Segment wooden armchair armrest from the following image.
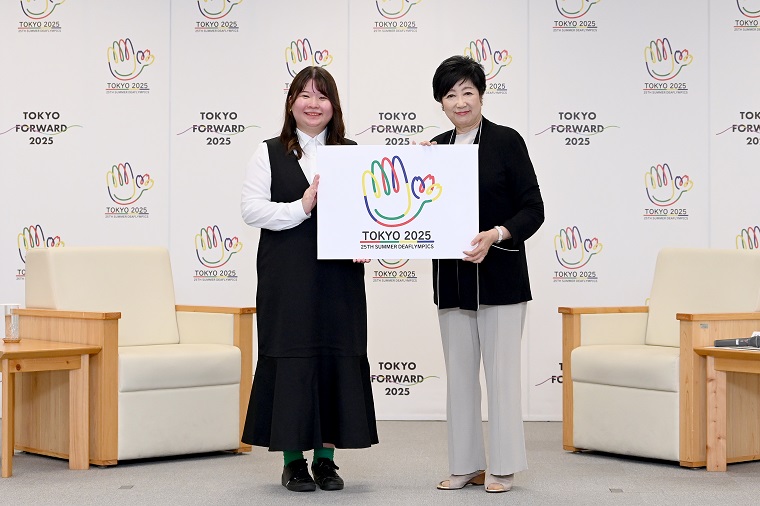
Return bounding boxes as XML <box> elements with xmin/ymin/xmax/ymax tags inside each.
<box><xmin>559</xmin><ymin>306</ymin><xmax>649</xmax><ymax>315</ymax></box>
<box><xmin>677</xmin><ymin>312</ymin><xmax>760</xmax><ymax>321</ymax></box>
<box><xmin>176</xmin><ymin>305</ymin><xmax>255</xmax><ymax>315</ymax></box>
<box><xmin>15</xmin><ymin>308</ymin><xmax>121</xmax><ymax>320</ymax></box>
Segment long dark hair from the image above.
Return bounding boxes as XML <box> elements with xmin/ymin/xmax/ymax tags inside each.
<box><xmin>280</xmin><ymin>66</ymin><xmax>346</xmax><ymax>159</ymax></box>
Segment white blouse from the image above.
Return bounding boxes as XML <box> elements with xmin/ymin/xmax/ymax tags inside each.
<box><xmin>240</xmin><ymin>129</ymin><xmax>326</xmax><ymax>231</ymax></box>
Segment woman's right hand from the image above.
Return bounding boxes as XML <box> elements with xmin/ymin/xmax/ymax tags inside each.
<box><xmin>412</xmin><ymin>140</ymin><xmax>437</xmax><ymax>146</ymax></box>
<box><xmin>302</xmin><ymin>174</ymin><xmax>320</xmax><ymax>214</ymax></box>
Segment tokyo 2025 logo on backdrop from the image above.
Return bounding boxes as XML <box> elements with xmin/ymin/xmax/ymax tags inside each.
<box><xmin>738</xmin><ymin>0</ymin><xmax>760</xmax><ymax>18</ymax></box>
<box><xmin>108</xmin><ymin>38</ymin><xmax>155</xmax><ymax>81</ymax></box>
<box><xmin>106</xmin><ymin>37</ymin><xmax>155</xmax><ymax>94</ymax></box>
<box><xmin>104</xmin><ymin>162</ymin><xmax>154</xmax><ymax>219</ymax></box>
<box><xmin>644</xmin><ymin>37</ymin><xmax>692</xmax><ymax>81</ymax></box>
<box><xmin>285</xmin><ymin>38</ymin><xmax>332</xmax><ymax>79</ymax></box>
<box><xmin>736</xmin><ymin>1</ymin><xmax>760</xmax><ymax>30</ymax></box>
<box><xmin>372</xmin><ymin>259</ymin><xmax>416</xmax><ymax>282</ymax></box>
<box><xmin>643</xmin><ymin>163</ymin><xmax>693</xmax><ymax>220</ymax></box>
<box><xmin>16</xmin><ymin>224</ymin><xmax>65</xmax><ymax>280</ymax></box>
<box><xmin>195</xmin><ymin>0</ymin><xmax>243</xmax><ymax>32</ymax></box>
<box><xmin>553</xmin><ymin>226</ymin><xmax>602</xmax><ymax>282</ymax></box>
<box><xmin>20</xmin><ymin>0</ymin><xmax>66</xmax><ymax>19</ymax></box>
<box><xmin>193</xmin><ymin>225</ymin><xmax>242</xmax><ymax>281</ymax></box>
<box><xmin>643</xmin><ymin>37</ymin><xmax>693</xmax><ymax>94</ymax></box>
<box><xmin>374</xmin><ymin>0</ymin><xmax>422</xmax><ymax>32</ymax></box>
<box><xmin>464</xmin><ymin>38</ymin><xmax>511</xmax><ymax>94</ymax></box>
<box><xmin>554</xmin><ymin>0</ymin><xmax>600</xmax><ymax>31</ymax></box>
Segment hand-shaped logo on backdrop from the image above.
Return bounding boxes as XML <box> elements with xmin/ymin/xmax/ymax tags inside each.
<box><xmin>644</xmin><ymin>163</ymin><xmax>693</xmax><ymax>207</ymax></box>
<box><xmin>554</xmin><ymin>226</ymin><xmax>602</xmax><ymax>270</ymax></box>
<box><xmin>17</xmin><ymin>224</ymin><xmax>64</xmax><ymax>264</ymax></box>
<box><xmin>555</xmin><ymin>0</ymin><xmax>602</xmax><ymax>19</ymax></box>
<box><xmin>375</xmin><ymin>0</ymin><xmax>423</xmax><ymax>19</ymax></box>
<box><xmin>362</xmin><ymin>156</ymin><xmax>442</xmax><ymax>227</ymax></box>
<box><xmin>285</xmin><ymin>38</ymin><xmax>332</xmax><ymax>78</ymax></box>
<box><xmin>107</xmin><ymin>162</ymin><xmax>154</xmax><ymax>206</ymax></box>
<box><xmin>197</xmin><ymin>0</ymin><xmax>243</xmax><ymax>19</ymax></box>
<box><xmin>736</xmin><ymin>226</ymin><xmax>760</xmax><ymax>250</ymax></box>
<box><xmin>464</xmin><ymin>39</ymin><xmax>512</xmax><ymax>81</ymax></box>
<box><xmin>20</xmin><ymin>0</ymin><xmax>67</xmax><ymax>19</ymax></box>
<box><xmin>644</xmin><ymin>38</ymin><xmax>693</xmax><ymax>81</ymax></box>
<box><xmin>107</xmin><ymin>38</ymin><xmax>155</xmax><ymax>81</ymax></box>
<box><xmin>195</xmin><ymin>225</ymin><xmax>243</xmax><ymax>269</ymax></box>
<box><xmin>737</xmin><ymin>0</ymin><xmax>760</xmax><ymax>18</ymax></box>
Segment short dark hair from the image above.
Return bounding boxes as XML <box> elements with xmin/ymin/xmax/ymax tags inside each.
<box><xmin>280</xmin><ymin>66</ymin><xmax>347</xmax><ymax>158</ymax></box>
<box><xmin>432</xmin><ymin>55</ymin><xmax>486</xmax><ymax>103</ymax></box>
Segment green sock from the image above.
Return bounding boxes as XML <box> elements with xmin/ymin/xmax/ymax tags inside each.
<box><xmin>283</xmin><ymin>450</ymin><xmax>304</xmax><ymax>466</ymax></box>
<box><xmin>314</xmin><ymin>447</ymin><xmax>335</xmax><ymax>462</ymax></box>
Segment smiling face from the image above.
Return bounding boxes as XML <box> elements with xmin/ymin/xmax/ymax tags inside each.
<box><xmin>441</xmin><ymin>79</ymin><xmax>483</xmax><ymax>134</ymax></box>
<box><xmin>291</xmin><ymin>78</ymin><xmax>334</xmax><ymax>137</ymax></box>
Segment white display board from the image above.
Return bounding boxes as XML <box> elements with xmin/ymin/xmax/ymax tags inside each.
<box><xmin>317</xmin><ymin>145</ymin><xmax>478</xmax><ymax>259</ymax></box>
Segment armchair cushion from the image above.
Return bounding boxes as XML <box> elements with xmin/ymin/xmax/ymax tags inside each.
<box><xmin>645</xmin><ymin>248</ymin><xmax>760</xmax><ymax>347</ymax></box>
<box><xmin>571</xmin><ymin>344</ymin><xmax>679</xmax><ymax>392</ymax></box>
<box><xmin>119</xmin><ymin>344</ymin><xmax>241</xmax><ymax>392</ymax></box>
<box><xmin>25</xmin><ymin>247</ymin><xmax>180</xmax><ymax>346</ymax></box>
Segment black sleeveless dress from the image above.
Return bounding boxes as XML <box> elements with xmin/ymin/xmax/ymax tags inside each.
<box><xmin>241</xmin><ymin>137</ymin><xmax>378</xmax><ymax>451</ymax></box>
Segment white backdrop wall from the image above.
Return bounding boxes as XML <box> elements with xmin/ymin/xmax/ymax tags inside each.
<box><xmin>2</xmin><ymin>0</ymin><xmax>759</xmax><ymax>421</ymax></box>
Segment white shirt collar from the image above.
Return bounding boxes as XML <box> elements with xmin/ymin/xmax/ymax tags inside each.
<box><xmin>296</xmin><ymin>128</ymin><xmax>327</xmax><ymax>148</ymax></box>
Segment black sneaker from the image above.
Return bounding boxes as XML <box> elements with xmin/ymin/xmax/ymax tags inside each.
<box><xmin>311</xmin><ymin>458</ymin><xmax>344</xmax><ymax>491</ymax></box>
<box><xmin>281</xmin><ymin>458</ymin><xmax>316</xmax><ymax>492</ymax></box>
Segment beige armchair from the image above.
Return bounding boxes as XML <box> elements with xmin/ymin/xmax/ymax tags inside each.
<box><xmin>15</xmin><ymin>247</ymin><xmax>254</xmax><ymax>465</ymax></box>
<box><xmin>560</xmin><ymin>248</ymin><xmax>760</xmax><ymax>467</ymax></box>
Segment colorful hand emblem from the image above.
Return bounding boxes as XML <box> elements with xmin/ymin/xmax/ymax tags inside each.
<box><xmin>644</xmin><ymin>37</ymin><xmax>693</xmax><ymax>81</ymax></box>
<box><xmin>362</xmin><ymin>156</ymin><xmax>442</xmax><ymax>227</ymax></box>
<box><xmin>107</xmin><ymin>162</ymin><xmax>154</xmax><ymax>206</ymax></box>
<box><xmin>644</xmin><ymin>163</ymin><xmax>693</xmax><ymax>207</ymax></box>
<box><xmin>195</xmin><ymin>225</ymin><xmax>243</xmax><ymax>268</ymax></box>
<box><xmin>107</xmin><ymin>38</ymin><xmax>155</xmax><ymax>81</ymax></box>
<box><xmin>464</xmin><ymin>39</ymin><xmax>512</xmax><ymax>81</ymax></box>
<box><xmin>17</xmin><ymin>224</ymin><xmax>64</xmax><ymax>264</ymax></box>
<box><xmin>285</xmin><ymin>38</ymin><xmax>332</xmax><ymax>78</ymax></box>
<box><xmin>554</xmin><ymin>226</ymin><xmax>602</xmax><ymax>270</ymax></box>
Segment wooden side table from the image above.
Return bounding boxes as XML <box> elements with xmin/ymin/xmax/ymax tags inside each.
<box><xmin>694</xmin><ymin>346</ymin><xmax>760</xmax><ymax>472</ymax></box>
<box><xmin>1</xmin><ymin>339</ymin><xmax>101</xmax><ymax>477</ymax></box>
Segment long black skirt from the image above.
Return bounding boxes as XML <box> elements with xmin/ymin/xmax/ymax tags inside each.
<box><xmin>242</xmin><ymin>354</ymin><xmax>378</xmax><ymax>451</ymax></box>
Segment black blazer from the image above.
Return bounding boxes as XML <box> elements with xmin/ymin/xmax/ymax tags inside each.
<box><xmin>430</xmin><ymin>117</ymin><xmax>544</xmax><ymax>310</ymax></box>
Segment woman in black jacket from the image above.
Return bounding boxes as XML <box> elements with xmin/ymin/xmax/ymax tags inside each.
<box><xmin>428</xmin><ymin>55</ymin><xmax>544</xmax><ymax>493</ymax></box>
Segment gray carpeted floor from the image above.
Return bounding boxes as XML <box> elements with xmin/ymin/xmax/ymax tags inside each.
<box><xmin>1</xmin><ymin>421</ymin><xmax>759</xmax><ymax>505</ymax></box>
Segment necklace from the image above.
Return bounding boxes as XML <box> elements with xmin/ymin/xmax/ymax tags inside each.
<box><xmin>448</xmin><ymin>119</ymin><xmax>482</xmax><ymax>145</ymax></box>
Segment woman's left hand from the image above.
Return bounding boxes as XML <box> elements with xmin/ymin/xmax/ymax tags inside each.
<box><xmin>353</xmin><ymin>259</ymin><xmax>371</xmax><ymax>263</ymax></box>
<box><xmin>463</xmin><ymin>229</ymin><xmax>500</xmax><ymax>263</ymax></box>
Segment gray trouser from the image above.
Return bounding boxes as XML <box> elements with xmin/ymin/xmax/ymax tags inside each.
<box><xmin>438</xmin><ymin>303</ymin><xmax>527</xmax><ymax>476</ymax></box>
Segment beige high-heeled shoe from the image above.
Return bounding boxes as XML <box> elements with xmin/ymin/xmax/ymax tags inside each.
<box><xmin>485</xmin><ymin>473</ymin><xmax>513</xmax><ymax>493</ymax></box>
<box><xmin>436</xmin><ymin>470</ymin><xmax>486</xmax><ymax>490</ymax></box>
